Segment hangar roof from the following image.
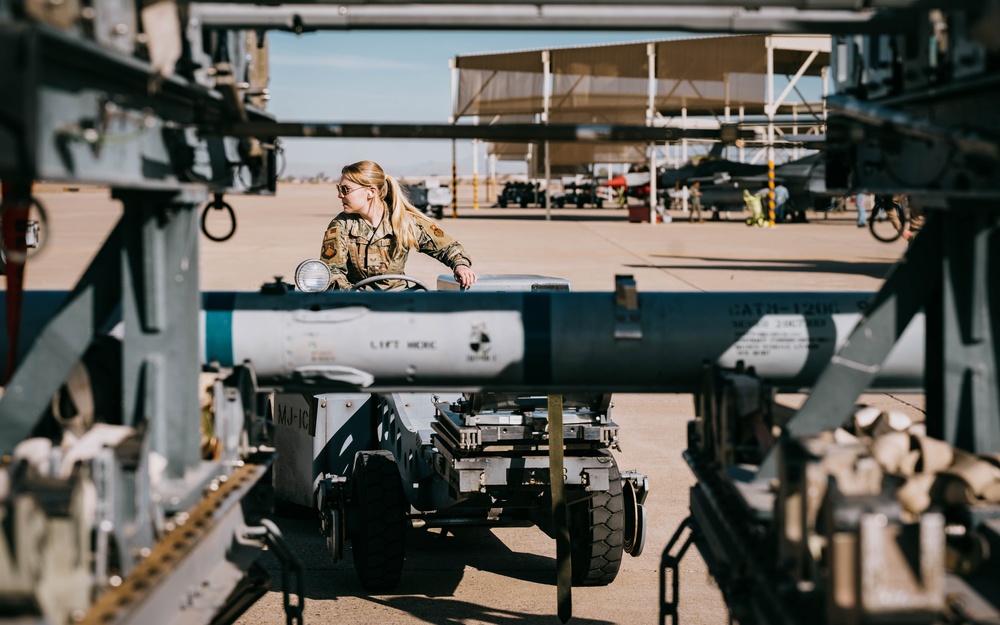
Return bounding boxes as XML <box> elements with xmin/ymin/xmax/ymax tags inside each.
<box><xmin>454</xmin><ymin>34</ymin><xmax>830</xmax><ymax>119</ymax></box>
<box><xmin>453</xmin><ymin>34</ymin><xmax>830</xmax><ymax>166</ymax></box>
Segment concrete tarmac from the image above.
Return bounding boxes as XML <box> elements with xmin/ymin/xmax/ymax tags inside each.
<box><xmin>14</xmin><ymin>184</ymin><xmax>922</xmax><ymax>625</ymax></box>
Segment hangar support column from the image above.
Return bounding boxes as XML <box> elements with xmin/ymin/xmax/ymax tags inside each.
<box><xmin>647</xmin><ymin>42</ymin><xmax>658</xmax><ymax>225</ymax></box>
<box><xmin>766</xmin><ymin>36</ymin><xmax>776</xmax><ymax>225</ymax></box>
<box><xmin>449</xmin><ymin>57</ymin><xmax>459</xmax><ymax>218</ymax></box>
<box><xmin>542</xmin><ymin>49</ymin><xmax>552</xmax><ymax>221</ymax></box>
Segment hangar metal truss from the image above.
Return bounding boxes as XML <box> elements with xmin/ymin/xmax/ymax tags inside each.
<box><xmin>451</xmin><ymin>34</ymin><xmax>830</xmax><ymax>208</ymax></box>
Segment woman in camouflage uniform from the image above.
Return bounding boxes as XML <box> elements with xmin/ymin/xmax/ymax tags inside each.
<box><xmin>320</xmin><ymin>160</ymin><xmax>477</xmax><ymax>291</ymax></box>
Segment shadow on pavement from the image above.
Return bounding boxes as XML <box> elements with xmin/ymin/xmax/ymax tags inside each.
<box><xmin>361</xmin><ymin>594</ymin><xmax>615</xmax><ymax>625</ymax></box>
<box><xmin>630</xmin><ymin>256</ymin><xmax>896</xmax><ymax>280</ymax></box>
<box><xmin>440</xmin><ymin>209</ymin><xmax>864</xmax><ymax>226</ymax></box>
<box><xmin>258</xmin><ymin>515</ymin><xmax>559</xmax><ymax>601</ymax></box>
<box><xmin>400</xmin><ymin>525</ymin><xmax>557</xmax><ymax>593</ymax></box>
<box><xmin>446</xmin><ymin>211</ymin><xmax>626</xmax><ymax>222</ymax></box>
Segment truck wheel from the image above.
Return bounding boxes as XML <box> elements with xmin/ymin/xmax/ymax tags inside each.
<box><xmin>570</xmin><ymin>457</ymin><xmax>624</xmax><ymax>586</ymax></box>
<box><xmin>350</xmin><ymin>450</ymin><xmax>406</xmax><ymax>591</ymax></box>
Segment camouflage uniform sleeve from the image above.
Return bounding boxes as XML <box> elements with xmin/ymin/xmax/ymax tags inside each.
<box><xmin>320</xmin><ymin>218</ymin><xmax>352</xmax><ymax>290</ymax></box>
<box><xmin>415</xmin><ymin>218</ymin><xmax>472</xmax><ymax>269</ymax></box>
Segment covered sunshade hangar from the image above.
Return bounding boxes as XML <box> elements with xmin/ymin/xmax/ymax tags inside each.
<box><xmin>450</xmin><ymin>34</ymin><xmax>830</xmax><ymax>219</ymax></box>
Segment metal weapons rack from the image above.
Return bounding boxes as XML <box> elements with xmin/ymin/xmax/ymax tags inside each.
<box><xmin>1</xmin><ymin>0</ymin><xmax>997</xmax><ymax>623</ymax></box>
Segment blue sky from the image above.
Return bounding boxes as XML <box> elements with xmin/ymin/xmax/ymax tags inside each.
<box><xmin>267</xmin><ymin>30</ymin><xmax>674</xmax><ymax>178</ymax></box>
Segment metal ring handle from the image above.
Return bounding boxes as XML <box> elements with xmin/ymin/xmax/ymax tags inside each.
<box><xmin>201</xmin><ymin>196</ymin><xmax>237</xmax><ymax>242</ymax></box>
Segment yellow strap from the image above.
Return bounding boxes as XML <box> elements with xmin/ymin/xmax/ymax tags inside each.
<box><xmin>548</xmin><ymin>393</ymin><xmax>572</xmax><ymax>623</ymax></box>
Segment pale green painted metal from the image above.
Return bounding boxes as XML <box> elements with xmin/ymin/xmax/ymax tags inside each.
<box><xmin>0</xmin><ymin>223</ymin><xmax>122</xmax><ymax>454</ymax></box>
<box><xmin>116</xmin><ymin>188</ymin><xmax>206</xmax><ymax>479</ymax></box>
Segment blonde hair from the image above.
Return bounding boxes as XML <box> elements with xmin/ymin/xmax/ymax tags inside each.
<box><xmin>341</xmin><ymin>160</ymin><xmax>429</xmax><ymax>249</ymax></box>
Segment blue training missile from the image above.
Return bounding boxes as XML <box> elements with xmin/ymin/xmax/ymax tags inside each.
<box><xmin>9</xmin><ymin>290</ymin><xmax>924</xmax><ymax>393</ymax></box>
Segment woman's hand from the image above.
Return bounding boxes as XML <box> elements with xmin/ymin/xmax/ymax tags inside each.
<box><xmin>454</xmin><ymin>264</ymin><xmax>477</xmax><ymax>289</ymax></box>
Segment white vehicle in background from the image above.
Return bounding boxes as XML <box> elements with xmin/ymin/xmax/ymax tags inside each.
<box><xmin>401</xmin><ymin>179</ymin><xmax>451</xmax><ymax>219</ymax></box>
<box><xmin>424</xmin><ymin>180</ymin><xmax>451</xmax><ymax>219</ymax></box>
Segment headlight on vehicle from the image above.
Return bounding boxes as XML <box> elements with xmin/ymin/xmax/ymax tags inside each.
<box><xmin>295</xmin><ymin>259</ymin><xmax>332</xmax><ymax>292</ymax></box>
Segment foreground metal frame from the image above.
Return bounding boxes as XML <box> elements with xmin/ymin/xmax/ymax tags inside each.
<box><xmin>189</xmin><ymin>3</ymin><xmax>891</xmax><ymax>33</ymax></box>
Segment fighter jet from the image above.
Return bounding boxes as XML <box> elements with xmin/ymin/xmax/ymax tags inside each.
<box><xmin>657</xmin><ymin>143</ymin><xmax>769</xmax><ymax>190</ymax></box>
<box><xmin>691</xmin><ymin>152</ymin><xmax>835</xmax><ymax>220</ymax></box>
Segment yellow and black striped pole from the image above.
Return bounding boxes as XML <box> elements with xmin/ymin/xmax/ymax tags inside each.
<box><xmin>767</xmin><ymin>158</ymin><xmax>776</xmax><ymax>226</ymax></box>
<box><xmin>486</xmin><ymin>156</ymin><xmax>493</xmax><ymax>202</ymax></box>
<box><xmin>472</xmin><ymin>140</ymin><xmax>479</xmax><ymax>211</ymax></box>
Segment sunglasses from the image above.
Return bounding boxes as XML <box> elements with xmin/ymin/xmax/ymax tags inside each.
<box><xmin>337</xmin><ymin>184</ymin><xmax>368</xmax><ymax>197</ymax></box>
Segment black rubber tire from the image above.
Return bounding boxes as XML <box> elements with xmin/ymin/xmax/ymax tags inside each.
<box><xmin>869</xmin><ymin>201</ymin><xmax>906</xmax><ymax>243</ymax></box>
<box><xmin>569</xmin><ymin>456</ymin><xmax>624</xmax><ymax>586</ymax></box>
<box><xmin>350</xmin><ymin>451</ymin><xmax>407</xmax><ymax>591</ymax></box>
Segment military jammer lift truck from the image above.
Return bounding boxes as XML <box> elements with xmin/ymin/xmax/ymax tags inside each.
<box><xmin>270</xmin><ymin>272</ymin><xmax>649</xmax><ymax>590</ymax></box>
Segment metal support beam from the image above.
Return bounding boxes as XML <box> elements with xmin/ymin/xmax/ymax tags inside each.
<box><xmin>647</xmin><ymin>42</ymin><xmax>658</xmax><ymax>225</ymax></box>
<box><xmin>780</xmin><ymin>208</ymin><xmax>998</xmax><ymax>456</ymax></box>
<box><xmin>771</xmin><ymin>49</ymin><xmax>820</xmax><ymax>114</ymax></box>
<box><xmin>0</xmin><ymin>24</ymin><xmax>275</xmax><ymax>188</ymax></box>
<box><xmin>0</xmin><ymin>222</ymin><xmax>123</xmax><ymax>454</ymax></box>
<box><xmin>926</xmin><ymin>207</ymin><xmax>1000</xmax><ymax>454</ymax></box>
<box><xmin>785</xmin><ymin>217</ymin><xmax>941</xmax><ymax>439</ymax></box>
<box><xmin>188</xmin><ymin>3</ymin><xmax>899</xmax><ymax>34</ymax></box>
<box><xmin>116</xmin><ymin>188</ymin><xmax>205</xmax><ymax>478</ymax></box>
<box><xmin>214</xmin><ymin>120</ymin><xmax>749</xmax><ymax>144</ymax></box>
<box><xmin>542</xmin><ymin>50</ymin><xmax>552</xmax><ymax>221</ymax></box>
